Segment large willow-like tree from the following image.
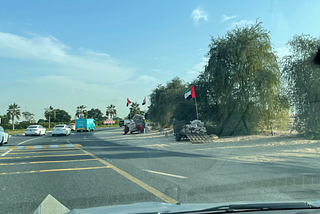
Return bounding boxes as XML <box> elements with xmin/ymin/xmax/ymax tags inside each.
<box><xmin>196</xmin><ymin>21</ymin><xmax>289</xmax><ymax>135</ymax></box>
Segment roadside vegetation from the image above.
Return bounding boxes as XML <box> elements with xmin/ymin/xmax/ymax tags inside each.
<box><xmin>0</xmin><ymin>103</ymin><xmax>124</xmax><ymax>132</ymax></box>
<box><xmin>148</xmin><ymin>21</ymin><xmax>320</xmax><ymax>138</ymax></box>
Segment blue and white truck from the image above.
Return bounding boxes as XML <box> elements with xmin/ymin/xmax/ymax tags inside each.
<box><xmin>75</xmin><ymin>118</ymin><xmax>96</xmax><ymax>132</ymax></box>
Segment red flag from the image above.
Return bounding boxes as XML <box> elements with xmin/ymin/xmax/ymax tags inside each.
<box><xmin>142</xmin><ymin>97</ymin><xmax>146</xmax><ymax>105</ymax></box>
<box><xmin>126</xmin><ymin>98</ymin><xmax>131</xmax><ymax>107</ymax></box>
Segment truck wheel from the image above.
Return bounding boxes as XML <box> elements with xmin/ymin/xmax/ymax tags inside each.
<box><xmin>130</xmin><ymin>131</ymin><xmax>133</xmax><ymax>134</ymax></box>
<box><xmin>0</xmin><ymin>137</ymin><xmax>3</xmax><ymax>146</ymax></box>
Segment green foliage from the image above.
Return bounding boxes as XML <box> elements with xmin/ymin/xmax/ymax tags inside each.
<box><xmin>37</xmin><ymin>119</ymin><xmax>47</xmax><ymax>123</ymax></box>
<box><xmin>282</xmin><ymin>34</ymin><xmax>320</xmax><ymax>138</ymax></box>
<box><xmin>44</xmin><ymin>106</ymin><xmax>56</xmax><ymax>128</ymax></box>
<box><xmin>195</xmin><ymin>21</ymin><xmax>289</xmax><ymax>135</ymax></box>
<box><xmin>149</xmin><ymin>77</ymin><xmax>187</xmax><ymax>127</ymax></box>
<box><xmin>22</xmin><ymin>111</ymin><xmax>35</xmax><ymax>123</ymax></box>
<box><xmin>106</xmin><ymin>104</ymin><xmax>117</xmax><ymax>119</ymax></box>
<box><xmin>0</xmin><ymin>114</ymin><xmax>10</xmax><ymax>124</ymax></box>
<box><xmin>7</xmin><ymin>103</ymin><xmax>21</xmax><ymax>130</ymax></box>
<box><xmin>172</xmin><ymin>100</ymin><xmax>196</xmax><ymax>122</ymax></box>
<box><xmin>75</xmin><ymin>105</ymin><xmax>88</xmax><ymax>118</ymax></box>
<box><xmin>51</xmin><ymin>109</ymin><xmax>71</xmax><ymax>122</ymax></box>
<box><xmin>88</xmin><ymin>108</ymin><xmax>103</xmax><ymax>121</ymax></box>
<box><xmin>127</xmin><ymin>102</ymin><xmax>140</xmax><ymax>119</ymax></box>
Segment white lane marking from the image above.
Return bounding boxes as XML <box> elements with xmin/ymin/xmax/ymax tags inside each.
<box><xmin>142</xmin><ymin>169</ymin><xmax>188</xmax><ymax>179</ymax></box>
<box><xmin>0</xmin><ymin>147</ymin><xmax>9</xmax><ymax>150</ymax></box>
<box><xmin>50</xmin><ymin>145</ymin><xmax>59</xmax><ymax>148</ymax></box>
<box><xmin>17</xmin><ymin>146</ymin><xmax>25</xmax><ymax>149</ymax></box>
<box><xmin>34</xmin><ymin>145</ymin><xmax>42</xmax><ymax>149</ymax></box>
<box><xmin>1</xmin><ymin>149</ymin><xmax>12</xmax><ymax>156</ymax></box>
<box><xmin>18</xmin><ymin>137</ymin><xmax>42</xmax><ymax>145</ymax></box>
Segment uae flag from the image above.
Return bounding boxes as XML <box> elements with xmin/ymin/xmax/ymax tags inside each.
<box><xmin>184</xmin><ymin>85</ymin><xmax>196</xmax><ymax>100</ymax></box>
<box><xmin>126</xmin><ymin>98</ymin><xmax>131</xmax><ymax>107</ymax></box>
<box><xmin>142</xmin><ymin>97</ymin><xmax>146</xmax><ymax>105</ymax></box>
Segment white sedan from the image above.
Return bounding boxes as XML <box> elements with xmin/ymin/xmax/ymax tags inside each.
<box><xmin>25</xmin><ymin>125</ymin><xmax>46</xmax><ymax>136</ymax></box>
<box><xmin>0</xmin><ymin>126</ymin><xmax>9</xmax><ymax>146</ymax></box>
<box><xmin>52</xmin><ymin>124</ymin><xmax>71</xmax><ymax>136</ymax></box>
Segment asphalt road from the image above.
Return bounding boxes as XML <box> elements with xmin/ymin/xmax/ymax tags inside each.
<box><xmin>1</xmin><ymin>128</ymin><xmax>320</xmax><ymax>213</ymax></box>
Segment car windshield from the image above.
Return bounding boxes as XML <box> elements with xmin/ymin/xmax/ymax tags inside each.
<box><xmin>1</xmin><ymin>0</ymin><xmax>320</xmax><ymax>213</ymax></box>
<box><xmin>28</xmin><ymin>126</ymin><xmax>38</xmax><ymax>128</ymax></box>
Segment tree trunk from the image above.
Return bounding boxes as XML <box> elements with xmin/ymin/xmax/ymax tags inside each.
<box><xmin>12</xmin><ymin>117</ymin><xmax>14</xmax><ymax>130</ymax></box>
<box><xmin>49</xmin><ymin>116</ymin><xmax>51</xmax><ymax>128</ymax></box>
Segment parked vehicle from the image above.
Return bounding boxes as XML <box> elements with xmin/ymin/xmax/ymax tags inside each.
<box><xmin>52</xmin><ymin>124</ymin><xmax>71</xmax><ymax>136</ymax></box>
<box><xmin>25</xmin><ymin>125</ymin><xmax>46</xmax><ymax>136</ymax></box>
<box><xmin>75</xmin><ymin>118</ymin><xmax>95</xmax><ymax>132</ymax></box>
<box><xmin>0</xmin><ymin>126</ymin><xmax>9</xmax><ymax>146</ymax></box>
<box><xmin>68</xmin><ymin>123</ymin><xmax>75</xmax><ymax>131</ymax></box>
<box><xmin>119</xmin><ymin>120</ymin><xmax>131</xmax><ymax>127</ymax></box>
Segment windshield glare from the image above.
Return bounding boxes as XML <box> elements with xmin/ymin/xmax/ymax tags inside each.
<box><xmin>1</xmin><ymin>0</ymin><xmax>320</xmax><ymax>213</ymax></box>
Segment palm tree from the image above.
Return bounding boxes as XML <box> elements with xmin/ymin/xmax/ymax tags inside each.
<box><xmin>7</xmin><ymin>103</ymin><xmax>21</xmax><ymax>130</ymax></box>
<box><xmin>106</xmin><ymin>104</ymin><xmax>117</xmax><ymax>120</ymax></box>
<box><xmin>76</xmin><ymin>105</ymin><xmax>88</xmax><ymax>118</ymax></box>
<box><xmin>130</xmin><ymin>102</ymin><xmax>140</xmax><ymax>116</ymax></box>
<box><xmin>44</xmin><ymin>106</ymin><xmax>56</xmax><ymax>128</ymax></box>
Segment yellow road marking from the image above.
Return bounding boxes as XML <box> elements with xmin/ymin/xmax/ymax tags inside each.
<box><xmin>59</xmin><ymin>144</ymin><xmax>67</xmax><ymax>148</ymax></box>
<box><xmin>7</xmin><ymin>146</ymin><xmax>18</xmax><ymax>149</ymax></box>
<box><xmin>0</xmin><ymin>166</ymin><xmax>109</xmax><ymax>175</ymax></box>
<box><xmin>0</xmin><ymin>153</ymin><xmax>88</xmax><ymax>159</ymax></box>
<box><xmin>0</xmin><ymin>159</ymin><xmax>97</xmax><ymax>166</ymax></box>
<box><xmin>25</xmin><ymin>146</ymin><xmax>34</xmax><ymax>149</ymax></box>
<box><xmin>67</xmin><ymin>139</ymin><xmax>178</xmax><ymax>204</ymax></box>
<box><xmin>13</xmin><ymin>148</ymin><xmax>81</xmax><ymax>152</ymax></box>
<box><xmin>9</xmin><ymin>150</ymin><xmax>84</xmax><ymax>155</ymax></box>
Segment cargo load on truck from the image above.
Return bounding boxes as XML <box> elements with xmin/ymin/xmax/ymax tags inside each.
<box><xmin>128</xmin><ymin>114</ymin><xmax>145</xmax><ymax>134</ymax></box>
<box><xmin>174</xmin><ymin>119</ymin><xmax>218</xmax><ymax>143</ymax></box>
<box><xmin>75</xmin><ymin>118</ymin><xmax>96</xmax><ymax>132</ymax></box>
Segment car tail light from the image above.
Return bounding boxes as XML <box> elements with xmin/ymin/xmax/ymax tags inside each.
<box><xmin>25</xmin><ymin>129</ymin><xmax>27</xmax><ymax>131</ymax></box>
<box><xmin>63</xmin><ymin>128</ymin><xmax>65</xmax><ymax>130</ymax></box>
<box><xmin>34</xmin><ymin>129</ymin><xmax>38</xmax><ymax>131</ymax></box>
<box><xmin>52</xmin><ymin>129</ymin><xmax>54</xmax><ymax>131</ymax></box>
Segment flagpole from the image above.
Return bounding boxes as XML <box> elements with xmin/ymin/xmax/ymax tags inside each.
<box><xmin>195</xmin><ymin>96</ymin><xmax>199</xmax><ymax>120</ymax></box>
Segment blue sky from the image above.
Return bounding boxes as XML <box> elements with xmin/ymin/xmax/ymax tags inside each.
<box><xmin>0</xmin><ymin>0</ymin><xmax>320</xmax><ymax>121</ymax></box>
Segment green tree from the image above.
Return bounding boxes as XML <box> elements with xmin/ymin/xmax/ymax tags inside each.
<box><xmin>106</xmin><ymin>104</ymin><xmax>117</xmax><ymax>119</ymax></box>
<box><xmin>7</xmin><ymin>103</ymin><xmax>21</xmax><ymax>130</ymax></box>
<box><xmin>128</xmin><ymin>102</ymin><xmax>140</xmax><ymax>119</ymax></box>
<box><xmin>22</xmin><ymin>111</ymin><xmax>35</xmax><ymax>123</ymax></box>
<box><xmin>0</xmin><ymin>114</ymin><xmax>10</xmax><ymax>124</ymax></box>
<box><xmin>88</xmin><ymin>108</ymin><xmax>103</xmax><ymax>121</ymax></box>
<box><xmin>76</xmin><ymin>105</ymin><xmax>88</xmax><ymax>118</ymax></box>
<box><xmin>37</xmin><ymin>119</ymin><xmax>47</xmax><ymax>123</ymax></box>
<box><xmin>51</xmin><ymin>109</ymin><xmax>71</xmax><ymax>122</ymax></box>
<box><xmin>149</xmin><ymin>77</ymin><xmax>186</xmax><ymax>127</ymax></box>
<box><xmin>44</xmin><ymin>106</ymin><xmax>56</xmax><ymax>128</ymax></box>
<box><xmin>172</xmin><ymin>100</ymin><xmax>197</xmax><ymax>122</ymax></box>
<box><xmin>282</xmin><ymin>34</ymin><xmax>320</xmax><ymax>138</ymax></box>
<box><xmin>196</xmin><ymin>21</ymin><xmax>289</xmax><ymax>135</ymax></box>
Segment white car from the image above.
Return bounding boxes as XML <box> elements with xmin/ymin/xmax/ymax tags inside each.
<box><xmin>0</xmin><ymin>126</ymin><xmax>9</xmax><ymax>146</ymax></box>
<box><xmin>25</xmin><ymin>125</ymin><xmax>46</xmax><ymax>136</ymax></box>
<box><xmin>52</xmin><ymin>124</ymin><xmax>71</xmax><ymax>136</ymax></box>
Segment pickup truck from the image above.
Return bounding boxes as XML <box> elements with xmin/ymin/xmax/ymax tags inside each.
<box><xmin>0</xmin><ymin>126</ymin><xmax>9</xmax><ymax>146</ymax></box>
<box><xmin>75</xmin><ymin>118</ymin><xmax>95</xmax><ymax>132</ymax></box>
